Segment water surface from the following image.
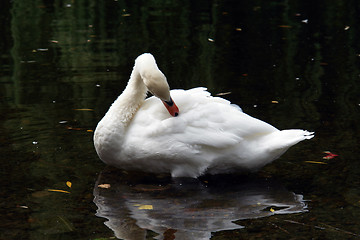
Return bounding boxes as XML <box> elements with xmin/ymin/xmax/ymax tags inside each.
<box><xmin>1</xmin><ymin>1</ymin><xmax>360</xmax><ymax>239</ymax></box>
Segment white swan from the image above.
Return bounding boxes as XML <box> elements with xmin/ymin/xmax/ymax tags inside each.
<box><xmin>94</xmin><ymin>53</ymin><xmax>314</xmax><ymax>178</ymax></box>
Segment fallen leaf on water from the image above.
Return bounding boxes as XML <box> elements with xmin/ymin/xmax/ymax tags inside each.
<box><xmin>47</xmin><ymin>189</ymin><xmax>71</xmax><ymax>194</ymax></box>
<box><xmin>323</xmin><ymin>151</ymin><xmax>338</xmax><ymax>159</ymax></box>
<box><xmin>271</xmin><ymin>100</ymin><xmax>279</xmax><ymax>104</ymax></box>
<box><xmin>270</xmin><ymin>208</ymin><xmax>275</xmax><ymax>212</ymax></box>
<box><xmin>66</xmin><ymin>181</ymin><xmax>72</xmax><ymax>188</ymax></box>
<box><xmin>305</xmin><ymin>161</ymin><xmax>327</xmax><ymax>164</ymax></box>
<box><xmin>98</xmin><ymin>184</ymin><xmax>111</xmax><ymax>189</ymax></box>
<box><xmin>134</xmin><ymin>204</ymin><xmax>153</xmax><ymax>210</ymax></box>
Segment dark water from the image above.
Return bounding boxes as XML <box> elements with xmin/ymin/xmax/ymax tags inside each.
<box><xmin>1</xmin><ymin>1</ymin><xmax>360</xmax><ymax>239</ymax></box>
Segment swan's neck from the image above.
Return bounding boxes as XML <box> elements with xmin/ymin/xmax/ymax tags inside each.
<box><xmin>107</xmin><ymin>66</ymin><xmax>148</xmax><ymax>126</ymax></box>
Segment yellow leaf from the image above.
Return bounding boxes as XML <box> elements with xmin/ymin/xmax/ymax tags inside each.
<box><xmin>66</xmin><ymin>181</ymin><xmax>72</xmax><ymax>188</ymax></box>
<box><xmin>305</xmin><ymin>161</ymin><xmax>327</xmax><ymax>165</ymax></box>
<box><xmin>134</xmin><ymin>204</ymin><xmax>153</xmax><ymax>210</ymax></box>
<box><xmin>47</xmin><ymin>189</ymin><xmax>70</xmax><ymax>194</ymax></box>
<box><xmin>271</xmin><ymin>100</ymin><xmax>279</xmax><ymax>104</ymax></box>
<box><xmin>270</xmin><ymin>208</ymin><xmax>275</xmax><ymax>212</ymax></box>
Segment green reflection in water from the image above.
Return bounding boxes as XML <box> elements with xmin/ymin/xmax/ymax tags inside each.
<box><xmin>1</xmin><ymin>0</ymin><xmax>360</xmax><ymax>239</ymax></box>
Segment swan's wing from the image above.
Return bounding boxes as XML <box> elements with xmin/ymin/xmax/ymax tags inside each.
<box><xmin>125</xmin><ymin>88</ymin><xmax>278</xmax><ymax>153</ymax></box>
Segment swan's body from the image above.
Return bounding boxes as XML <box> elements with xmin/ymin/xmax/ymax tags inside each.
<box><xmin>94</xmin><ymin>53</ymin><xmax>314</xmax><ymax>178</ymax></box>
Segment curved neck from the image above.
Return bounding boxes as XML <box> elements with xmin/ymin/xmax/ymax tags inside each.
<box><xmin>107</xmin><ymin>66</ymin><xmax>148</xmax><ymax>126</ymax></box>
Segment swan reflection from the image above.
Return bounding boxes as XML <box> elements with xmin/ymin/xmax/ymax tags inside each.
<box><xmin>93</xmin><ymin>168</ymin><xmax>307</xmax><ymax>240</ymax></box>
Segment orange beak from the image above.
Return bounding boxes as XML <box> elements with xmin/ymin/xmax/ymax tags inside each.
<box><xmin>162</xmin><ymin>97</ymin><xmax>179</xmax><ymax>117</ymax></box>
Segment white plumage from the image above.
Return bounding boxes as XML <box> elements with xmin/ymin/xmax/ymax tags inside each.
<box><xmin>94</xmin><ymin>53</ymin><xmax>314</xmax><ymax>177</ymax></box>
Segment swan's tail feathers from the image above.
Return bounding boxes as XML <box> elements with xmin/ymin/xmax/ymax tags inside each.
<box><xmin>264</xmin><ymin>130</ymin><xmax>314</xmax><ymax>152</ymax></box>
<box><xmin>303</xmin><ymin>131</ymin><xmax>315</xmax><ymax>140</ymax></box>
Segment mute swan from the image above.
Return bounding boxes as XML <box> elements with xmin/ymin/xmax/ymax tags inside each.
<box><xmin>94</xmin><ymin>53</ymin><xmax>314</xmax><ymax>178</ymax></box>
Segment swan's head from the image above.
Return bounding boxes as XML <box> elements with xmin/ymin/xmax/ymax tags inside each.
<box><xmin>135</xmin><ymin>53</ymin><xmax>179</xmax><ymax>117</ymax></box>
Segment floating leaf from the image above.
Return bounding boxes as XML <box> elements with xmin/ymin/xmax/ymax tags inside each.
<box><xmin>134</xmin><ymin>204</ymin><xmax>153</xmax><ymax>210</ymax></box>
<box><xmin>270</xmin><ymin>208</ymin><xmax>275</xmax><ymax>212</ymax></box>
<box><xmin>271</xmin><ymin>100</ymin><xmax>279</xmax><ymax>104</ymax></box>
<box><xmin>66</xmin><ymin>181</ymin><xmax>72</xmax><ymax>188</ymax></box>
<box><xmin>305</xmin><ymin>161</ymin><xmax>327</xmax><ymax>165</ymax></box>
<box><xmin>323</xmin><ymin>151</ymin><xmax>338</xmax><ymax>159</ymax></box>
<box><xmin>98</xmin><ymin>184</ymin><xmax>111</xmax><ymax>189</ymax></box>
<box><xmin>47</xmin><ymin>189</ymin><xmax>70</xmax><ymax>194</ymax></box>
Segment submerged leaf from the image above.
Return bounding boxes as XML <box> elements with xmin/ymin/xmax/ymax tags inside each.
<box><xmin>73</xmin><ymin>109</ymin><xmax>94</xmax><ymax>111</ymax></box>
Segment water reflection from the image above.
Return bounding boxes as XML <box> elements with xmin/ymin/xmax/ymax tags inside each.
<box><xmin>94</xmin><ymin>168</ymin><xmax>307</xmax><ymax>240</ymax></box>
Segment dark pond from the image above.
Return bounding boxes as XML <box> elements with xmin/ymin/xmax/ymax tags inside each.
<box><xmin>1</xmin><ymin>1</ymin><xmax>360</xmax><ymax>239</ymax></box>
